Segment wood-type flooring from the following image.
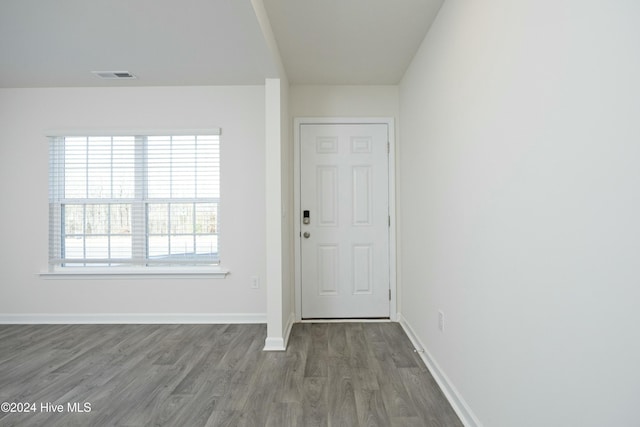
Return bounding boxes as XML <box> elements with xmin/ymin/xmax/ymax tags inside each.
<box><xmin>0</xmin><ymin>322</ymin><xmax>462</xmax><ymax>426</ymax></box>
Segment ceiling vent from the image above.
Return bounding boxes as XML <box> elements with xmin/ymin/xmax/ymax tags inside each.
<box><xmin>92</xmin><ymin>71</ymin><xmax>137</xmax><ymax>80</ymax></box>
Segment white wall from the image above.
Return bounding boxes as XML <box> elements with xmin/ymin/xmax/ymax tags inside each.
<box><xmin>264</xmin><ymin>78</ymin><xmax>286</xmax><ymax>349</ymax></box>
<box><xmin>399</xmin><ymin>1</ymin><xmax>640</xmax><ymax>426</ymax></box>
<box><xmin>280</xmin><ymin>81</ymin><xmax>294</xmax><ymax>337</ymax></box>
<box><xmin>252</xmin><ymin>0</ymin><xmax>294</xmax><ymax>348</ymax></box>
<box><xmin>0</xmin><ymin>86</ymin><xmax>267</xmax><ymax>319</ymax></box>
<box><xmin>263</xmin><ymin>77</ymin><xmax>294</xmax><ymax>350</ymax></box>
<box><xmin>290</xmin><ymin>85</ymin><xmax>398</xmax><ymax>118</ymax></box>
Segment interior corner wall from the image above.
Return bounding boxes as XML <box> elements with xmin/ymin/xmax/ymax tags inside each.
<box><xmin>264</xmin><ymin>77</ymin><xmax>292</xmax><ymax>350</ymax></box>
<box><xmin>253</xmin><ymin>0</ymin><xmax>293</xmax><ymax>347</ymax></box>
<box><xmin>264</xmin><ymin>76</ymin><xmax>293</xmax><ymax>350</ymax></box>
<box><xmin>0</xmin><ymin>86</ymin><xmax>267</xmax><ymax>319</ymax></box>
<box><xmin>399</xmin><ymin>1</ymin><xmax>640</xmax><ymax>426</ymax></box>
<box><xmin>280</xmin><ymin>80</ymin><xmax>294</xmax><ymax>333</ymax></box>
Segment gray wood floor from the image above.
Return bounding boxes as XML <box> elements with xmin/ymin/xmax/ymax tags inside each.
<box><xmin>0</xmin><ymin>322</ymin><xmax>462</xmax><ymax>427</ymax></box>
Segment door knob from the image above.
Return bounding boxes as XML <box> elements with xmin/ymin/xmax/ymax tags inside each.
<box><xmin>303</xmin><ymin>232</ymin><xmax>311</xmax><ymax>239</ymax></box>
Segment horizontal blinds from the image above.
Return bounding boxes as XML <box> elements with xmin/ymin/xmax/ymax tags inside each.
<box><xmin>49</xmin><ymin>133</ymin><xmax>220</xmax><ymax>268</ymax></box>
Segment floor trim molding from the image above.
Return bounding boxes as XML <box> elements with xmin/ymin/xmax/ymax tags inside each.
<box><xmin>263</xmin><ymin>337</ymin><xmax>286</xmax><ymax>351</ymax></box>
<box><xmin>399</xmin><ymin>314</ymin><xmax>482</xmax><ymax>427</ymax></box>
<box><xmin>0</xmin><ymin>313</ymin><xmax>267</xmax><ymax>324</ymax></box>
<box><xmin>283</xmin><ymin>311</ymin><xmax>295</xmax><ymax>348</ymax></box>
<box><xmin>263</xmin><ymin>312</ymin><xmax>295</xmax><ymax>351</ymax></box>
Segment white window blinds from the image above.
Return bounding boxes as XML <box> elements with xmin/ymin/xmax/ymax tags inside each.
<box><xmin>48</xmin><ymin>132</ymin><xmax>220</xmax><ymax>269</ymax></box>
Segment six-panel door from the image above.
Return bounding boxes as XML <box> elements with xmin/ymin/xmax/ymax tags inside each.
<box><xmin>300</xmin><ymin>123</ymin><xmax>390</xmax><ymax>318</ymax></box>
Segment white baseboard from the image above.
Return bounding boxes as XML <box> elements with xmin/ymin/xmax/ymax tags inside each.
<box><xmin>283</xmin><ymin>311</ymin><xmax>295</xmax><ymax>348</ymax></box>
<box><xmin>399</xmin><ymin>314</ymin><xmax>482</xmax><ymax>427</ymax></box>
<box><xmin>0</xmin><ymin>313</ymin><xmax>267</xmax><ymax>325</ymax></box>
<box><xmin>263</xmin><ymin>336</ymin><xmax>286</xmax><ymax>351</ymax></box>
<box><xmin>263</xmin><ymin>312</ymin><xmax>295</xmax><ymax>351</ymax></box>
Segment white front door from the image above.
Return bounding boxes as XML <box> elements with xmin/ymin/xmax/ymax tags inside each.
<box><xmin>300</xmin><ymin>123</ymin><xmax>390</xmax><ymax>318</ymax></box>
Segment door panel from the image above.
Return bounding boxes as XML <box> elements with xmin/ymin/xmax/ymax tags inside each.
<box><xmin>300</xmin><ymin>123</ymin><xmax>390</xmax><ymax>319</ymax></box>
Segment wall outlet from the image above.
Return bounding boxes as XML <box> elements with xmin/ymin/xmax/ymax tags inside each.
<box><xmin>250</xmin><ymin>276</ymin><xmax>260</xmax><ymax>289</ymax></box>
<box><xmin>438</xmin><ymin>310</ymin><xmax>445</xmax><ymax>332</ymax></box>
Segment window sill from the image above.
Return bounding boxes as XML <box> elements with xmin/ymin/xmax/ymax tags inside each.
<box><xmin>39</xmin><ymin>266</ymin><xmax>230</xmax><ymax>280</ymax></box>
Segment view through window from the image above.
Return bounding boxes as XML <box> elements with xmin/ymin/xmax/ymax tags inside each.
<box><xmin>48</xmin><ymin>133</ymin><xmax>220</xmax><ymax>269</ymax></box>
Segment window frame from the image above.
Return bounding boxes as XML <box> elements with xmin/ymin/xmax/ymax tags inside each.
<box><xmin>44</xmin><ymin>130</ymin><xmax>228</xmax><ymax>278</ymax></box>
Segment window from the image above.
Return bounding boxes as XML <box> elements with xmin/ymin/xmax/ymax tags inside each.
<box><xmin>48</xmin><ymin>132</ymin><xmax>220</xmax><ymax>271</ymax></box>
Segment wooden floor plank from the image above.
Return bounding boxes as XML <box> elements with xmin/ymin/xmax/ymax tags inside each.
<box><xmin>303</xmin><ymin>323</ymin><xmax>329</xmax><ymax>378</ymax></box>
<box><xmin>301</xmin><ymin>377</ymin><xmax>328</xmax><ymax>427</ymax></box>
<box><xmin>399</xmin><ymin>367</ymin><xmax>464</xmax><ymax>427</ymax></box>
<box><xmin>0</xmin><ymin>322</ymin><xmax>462</xmax><ymax>426</ymax></box>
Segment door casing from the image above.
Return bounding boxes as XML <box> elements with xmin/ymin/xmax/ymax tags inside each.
<box><xmin>293</xmin><ymin>117</ymin><xmax>397</xmax><ymax>321</ymax></box>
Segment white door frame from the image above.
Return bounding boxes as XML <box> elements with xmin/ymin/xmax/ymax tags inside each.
<box><xmin>293</xmin><ymin>117</ymin><xmax>397</xmax><ymax>321</ymax></box>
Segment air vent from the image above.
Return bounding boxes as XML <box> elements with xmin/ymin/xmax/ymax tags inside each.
<box><xmin>92</xmin><ymin>71</ymin><xmax>137</xmax><ymax>80</ymax></box>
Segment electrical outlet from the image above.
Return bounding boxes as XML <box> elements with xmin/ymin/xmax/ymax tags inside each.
<box><xmin>438</xmin><ymin>310</ymin><xmax>445</xmax><ymax>332</ymax></box>
<box><xmin>250</xmin><ymin>276</ymin><xmax>260</xmax><ymax>289</ymax></box>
